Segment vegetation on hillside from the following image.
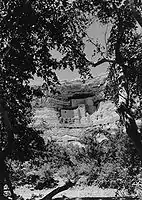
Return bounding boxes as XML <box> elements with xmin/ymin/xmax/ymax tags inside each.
<box><xmin>9</xmin><ymin>126</ymin><xmax>142</xmax><ymax>198</ymax></box>
<box><xmin>0</xmin><ymin>0</ymin><xmax>142</xmax><ymax>199</ymax></box>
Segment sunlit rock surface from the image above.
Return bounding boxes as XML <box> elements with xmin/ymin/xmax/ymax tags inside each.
<box><xmin>32</xmin><ymin>73</ymin><xmax>121</xmax><ymax>145</ymax></box>
<box><xmin>90</xmin><ymin>101</ymin><xmax>119</xmax><ymax>127</ymax></box>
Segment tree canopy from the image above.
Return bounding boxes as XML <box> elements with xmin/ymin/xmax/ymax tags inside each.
<box><xmin>0</xmin><ymin>0</ymin><xmax>142</xmax><ymax>198</ymax></box>
<box><xmin>0</xmin><ymin>0</ymin><xmax>93</xmax><ymax>160</ymax></box>
<box><xmin>0</xmin><ymin>0</ymin><xmax>142</xmax><ymax>166</ymax></box>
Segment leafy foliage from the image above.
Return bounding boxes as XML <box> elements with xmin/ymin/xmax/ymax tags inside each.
<box><xmin>0</xmin><ymin>0</ymin><xmax>94</xmax><ymax>162</ymax></box>
<box><xmin>8</xmin><ymin>126</ymin><xmax>141</xmax><ymax>196</ymax></box>
<box><xmin>0</xmin><ymin>1</ymin><xmax>142</xmax><ymax>198</ymax></box>
<box><xmin>81</xmin><ymin>127</ymin><xmax>141</xmax><ymax>195</ymax></box>
<box><xmin>0</xmin><ymin>0</ymin><xmax>141</xmax><ymax>157</ymax></box>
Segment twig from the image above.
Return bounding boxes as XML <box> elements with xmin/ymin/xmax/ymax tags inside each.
<box><xmin>92</xmin><ymin>58</ymin><xmax>115</xmax><ymax>68</ymax></box>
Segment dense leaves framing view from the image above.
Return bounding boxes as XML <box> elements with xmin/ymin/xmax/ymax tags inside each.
<box><xmin>0</xmin><ymin>0</ymin><xmax>142</xmax><ymax>199</ymax></box>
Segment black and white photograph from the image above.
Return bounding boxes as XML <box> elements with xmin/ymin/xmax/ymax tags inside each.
<box><xmin>0</xmin><ymin>0</ymin><xmax>142</xmax><ymax>199</ymax></box>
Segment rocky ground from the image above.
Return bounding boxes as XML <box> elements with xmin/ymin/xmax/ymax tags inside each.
<box><xmin>15</xmin><ymin>185</ymin><xmax>117</xmax><ymax>200</ymax></box>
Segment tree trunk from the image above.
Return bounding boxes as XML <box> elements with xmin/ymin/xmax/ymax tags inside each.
<box><xmin>117</xmin><ymin>103</ymin><xmax>142</xmax><ymax>160</ymax></box>
<box><xmin>131</xmin><ymin>7</ymin><xmax>142</xmax><ymax>28</ymax></box>
<box><xmin>0</xmin><ymin>101</ymin><xmax>14</xmax><ymax>199</ymax></box>
<box><xmin>124</xmin><ymin>111</ymin><xmax>142</xmax><ymax>160</ymax></box>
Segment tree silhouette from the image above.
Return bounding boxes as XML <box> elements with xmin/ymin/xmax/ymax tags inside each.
<box><xmin>0</xmin><ymin>0</ymin><xmax>142</xmax><ymax>198</ymax></box>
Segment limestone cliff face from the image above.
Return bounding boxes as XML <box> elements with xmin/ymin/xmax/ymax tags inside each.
<box><xmin>50</xmin><ymin>73</ymin><xmax>107</xmax><ymax>115</ymax></box>
<box><xmin>56</xmin><ymin>73</ymin><xmax>107</xmax><ymax>101</ymax></box>
<box><xmin>90</xmin><ymin>101</ymin><xmax>119</xmax><ymax>127</ymax></box>
<box><xmin>33</xmin><ymin>73</ymin><xmax>120</xmax><ymax>128</ymax></box>
<box><xmin>32</xmin><ymin>73</ymin><xmax>121</xmax><ymax>147</ymax></box>
<box><xmin>32</xmin><ymin>73</ymin><xmax>107</xmax><ymax>111</ymax></box>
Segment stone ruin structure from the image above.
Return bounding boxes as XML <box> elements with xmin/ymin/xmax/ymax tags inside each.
<box><xmin>33</xmin><ymin>74</ymin><xmax>107</xmax><ymax>127</ymax></box>
<box><xmin>59</xmin><ymin>93</ymin><xmax>99</xmax><ymax>125</ymax></box>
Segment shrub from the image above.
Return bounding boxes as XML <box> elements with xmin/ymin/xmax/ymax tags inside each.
<box><xmin>81</xmin><ymin>127</ymin><xmax>141</xmax><ymax>195</ymax></box>
<box><xmin>10</xmin><ymin>158</ymin><xmax>58</xmax><ymax>189</ymax></box>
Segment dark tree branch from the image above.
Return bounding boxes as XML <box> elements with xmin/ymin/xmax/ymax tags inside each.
<box><xmin>112</xmin><ymin>2</ymin><xmax>142</xmax><ymax>160</ymax></box>
<box><xmin>131</xmin><ymin>7</ymin><xmax>142</xmax><ymax>27</ymax></box>
<box><xmin>114</xmin><ymin>0</ymin><xmax>142</xmax><ymax>28</ymax></box>
<box><xmin>92</xmin><ymin>58</ymin><xmax>115</xmax><ymax>68</ymax></box>
<box><xmin>117</xmin><ymin>103</ymin><xmax>142</xmax><ymax>160</ymax></box>
<box><xmin>127</xmin><ymin>0</ymin><xmax>142</xmax><ymax>27</ymax></box>
<box><xmin>40</xmin><ymin>180</ymin><xmax>76</xmax><ymax>200</ymax></box>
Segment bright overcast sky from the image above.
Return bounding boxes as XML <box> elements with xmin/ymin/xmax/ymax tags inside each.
<box><xmin>30</xmin><ymin>20</ymin><xmax>109</xmax><ymax>85</ymax></box>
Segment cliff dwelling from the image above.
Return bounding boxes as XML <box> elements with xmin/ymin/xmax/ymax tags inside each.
<box><xmin>59</xmin><ymin>93</ymin><xmax>100</xmax><ymax>125</ymax></box>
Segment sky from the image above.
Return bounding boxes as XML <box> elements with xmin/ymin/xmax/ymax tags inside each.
<box><xmin>57</xmin><ymin>21</ymin><xmax>109</xmax><ymax>80</ymax></box>
<box><xmin>30</xmin><ymin>21</ymin><xmax>109</xmax><ymax>85</ymax></box>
